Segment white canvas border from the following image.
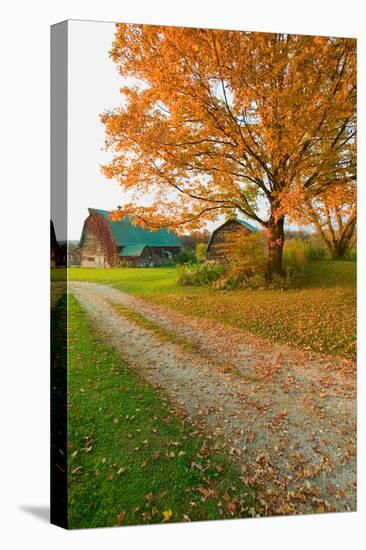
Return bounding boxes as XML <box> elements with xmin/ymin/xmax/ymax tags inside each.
<box><xmin>1</xmin><ymin>1</ymin><xmax>364</xmax><ymax>549</ymax></box>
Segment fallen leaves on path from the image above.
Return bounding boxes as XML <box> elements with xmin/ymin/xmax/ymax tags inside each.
<box><xmin>69</xmin><ymin>282</ymin><xmax>356</xmax><ymax>517</ymax></box>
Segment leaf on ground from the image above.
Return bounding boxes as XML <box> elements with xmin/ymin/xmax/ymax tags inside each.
<box><xmin>116</xmin><ymin>511</ymin><xmax>125</xmax><ymax>524</ymax></box>
<box><xmin>162</xmin><ymin>509</ymin><xmax>173</xmax><ymax>522</ymax></box>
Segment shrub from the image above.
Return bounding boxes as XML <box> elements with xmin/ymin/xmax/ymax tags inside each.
<box><xmin>177</xmin><ymin>261</ymin><xmax>227</xmax><ymax>286</ymax></box>
<box><xmin>229</xmin><ymin>231</ymin><xmax>267</xmax><ymax>272</ymax></box>
<box><xmin>304</xmin><ymin>242</ymin><xmax>327</xmax><ymax>261</ymax></box>
<box><xmin>214</xmin><ymin>268</ymin><xmax>301</xmax><ymax>290</ymax></box>
<box><xmin>195</xmin><ymin>242</ymin><xmax>207</xmax><ymax>263</ymax></box>
<box><xmin>283</xmin><ymin>238</ymin><xmax>308</xmax><ymax>270</ymax></box>
<box><xmin>214</xmin><ymin>233</ymin><xmax>303</xmax><ymax>291</ymax></box>
<box><xmin>175</xmin><ymin>249</ymin><xmax>197</xmax><ymax>265</ymax></box>
<box><xmin>344</xmin><ymin>247</ymin><xmax>357</xmax><ymax>261</ymax></box>
<box><xmin>214</xmin><ymin>270</ymin><xmax>267</xmax><ymax>290</ymax></box>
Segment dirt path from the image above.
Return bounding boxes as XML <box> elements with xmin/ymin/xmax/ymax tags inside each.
<box><xmin>69</xmin><ymin>281</ymin><xmax>356</xmax><ymax>516</ymax></box>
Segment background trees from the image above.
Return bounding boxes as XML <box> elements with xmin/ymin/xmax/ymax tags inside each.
<box><xmin>307</xmin><ymin>190</ymin><xmax>356</xmax><ymax>259</ymax></box>
<box><xmin>101</xmin><ymin>25</ymin><xmax>356</xmax><ymax>276</ymax></box>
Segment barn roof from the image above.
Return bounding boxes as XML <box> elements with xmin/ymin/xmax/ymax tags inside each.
<box><xmin>207</xmin><ymin>218</ymin><xmax>257</xmax><ymax>251</ymax></box>
<box><xmin>88</xmin><ymin>208</ymin><xmax>181</xmax><ymax>248</ymax></box>
<box><xmin>119</xmin><ymin>244</ymin><xmax>147</xmax><ymax>257</ymax></box>
<box><xmin>235</xmin><ymin>219</ymin><xmax>258</xmax><ymax>233</ymax></box>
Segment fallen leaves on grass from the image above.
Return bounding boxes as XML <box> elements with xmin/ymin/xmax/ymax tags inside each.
<box><xmin>162</xmin><ymin>509</ymin><xmax>173</xmax><ymax>522</ymax></box>
<box><xmin>116</xmin><ymin>511</ymin><xmax>125</xmax><ymax>524</ymax></box>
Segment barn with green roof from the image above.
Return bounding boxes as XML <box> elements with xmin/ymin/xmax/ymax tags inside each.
<box><xmin>78</xmin><ymin>208</ymin><xmax>181</xmax><ymax>267</ymax></box>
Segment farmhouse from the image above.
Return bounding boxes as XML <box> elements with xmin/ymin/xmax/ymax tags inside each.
<box><xmin>78</xmin><ymin>208</ymin><xmax>182</xmax><ymax>268</ymax></box>
<box><xmin>207</xmin><ymin>218</ymin><xmax>257</xmax><ymax>263</ymax></box>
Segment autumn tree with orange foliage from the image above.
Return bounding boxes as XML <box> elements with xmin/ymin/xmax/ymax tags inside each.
<box><xmin>101</xmin><ymin>26</ymin><xmax>356</xmax><ymax>277</ymax></box>
<box><xmin>280</xmin><ymin>128</ymin><xmax>356</xmax><ymax>259</ymax></box>
<box><xmin>307</xmin><ymin>185</ymin><xmax>356</xmax><ymax>259</ymax></box>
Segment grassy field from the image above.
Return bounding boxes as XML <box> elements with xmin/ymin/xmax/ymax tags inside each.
<box><xmin>65</xmin><ymin>295</ymin><xmax>256</xmax><ymax>528</ymax></box>
<box><xmin>62</xmin><ymin>260</ymin><xmax>356</xmax><ymax>359</ymax></box>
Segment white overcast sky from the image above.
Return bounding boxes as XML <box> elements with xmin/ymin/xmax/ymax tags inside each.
<box><xmin>68</xmin><ymin>20</ymin><xmax>126</xmax><ymax>241</ymax></box>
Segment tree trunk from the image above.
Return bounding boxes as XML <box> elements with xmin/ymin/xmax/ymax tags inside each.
<box><xmin>333</xmin><ymin>217</ymin><xmax>356</xmax><ymax>259</ymax></box>
<box><xmin>330</xmin><ymin>246</ymin><xmax>342</xmax><ymax>260</ymax></box>
<box><xmin>309</xmin><ymin>202</ymin><xmax>356</xmax><ymax>260</ymax></box>
<box><xmin>267</xmin><ymin>216</ymin><xmax>285</xmax><ymax>278</ymax></box>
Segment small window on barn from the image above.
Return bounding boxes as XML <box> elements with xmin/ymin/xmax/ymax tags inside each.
<box><xmin>87</xmin><ymin>257</ymin><xmax>95</xmax><ymax>262</ymax></box>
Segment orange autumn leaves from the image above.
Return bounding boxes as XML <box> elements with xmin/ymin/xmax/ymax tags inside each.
<box><xmin>101</xmin><ymin>26</ymin><xmax>356</xmax><ymax>270</ymax></box>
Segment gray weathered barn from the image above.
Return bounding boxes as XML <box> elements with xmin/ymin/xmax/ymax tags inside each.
<box><xmin>207</xmin><ymin>218</ymin><xmax>257</xmax><ymax>263</ymax></box>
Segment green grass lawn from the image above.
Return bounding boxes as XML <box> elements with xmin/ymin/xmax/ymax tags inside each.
<box><xmin>62</xmin><ymin>260</ymin><xmax>356</xmax><ymax>359</ymax></box>
<box><xmin>65</xmin><ymin>295</ymin><xmax>256</xmax><ymax>528</ymax></box>
<box><xmin>57</xmin><ymin>265</ymin><xmax>179</xmax><ymax>295</ymax></box>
